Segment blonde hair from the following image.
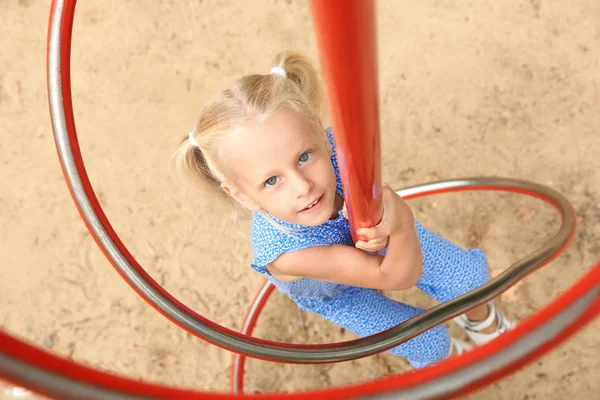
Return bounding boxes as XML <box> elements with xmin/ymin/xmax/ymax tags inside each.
<box><xmin>173</xmin><ymin>51</ymin><xmax>326</xmax><ymax>212</ymax></box>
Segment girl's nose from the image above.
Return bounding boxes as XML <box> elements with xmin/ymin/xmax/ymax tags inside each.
<box><xmin>292</xmin><ymin>172</ymin><xmax>313</xmax><ymax>197</ymax></box>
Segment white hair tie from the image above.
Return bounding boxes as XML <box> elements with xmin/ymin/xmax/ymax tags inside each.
<box><xmin>188</xmin><ymin>131</ymin><xmax>200</xmax><ymax>148</ymax></box>
<box><xmin>270</xmin><ymin>66</ymin><xmax>287</xmax><ymax>78</ymax></box>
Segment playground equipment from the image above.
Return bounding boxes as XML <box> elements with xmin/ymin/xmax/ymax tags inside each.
<box><xmin>0</xmin><ymin>0</ymin><xmax>598</xmax><ymax>398</ymax></box>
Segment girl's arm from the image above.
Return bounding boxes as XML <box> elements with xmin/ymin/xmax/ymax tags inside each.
<box><xmin>268</xmin><ymin>186</ymin><xmax>423</xmax><ymax>291</ymax></box>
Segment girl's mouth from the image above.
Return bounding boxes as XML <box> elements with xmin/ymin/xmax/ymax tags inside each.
<box><xmin>300</xmin><ymin>194</ymin><xmax>324</xmax><ymax>213</ymax></box>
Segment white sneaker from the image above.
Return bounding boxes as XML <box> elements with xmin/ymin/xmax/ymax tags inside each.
<box><xmin>454</xmin><ymin>303</ymin><xmax>515</xmax><ymax>346</ymax></box>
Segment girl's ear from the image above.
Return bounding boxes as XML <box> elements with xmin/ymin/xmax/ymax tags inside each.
<box><xmin>221</xmin><ymin>182</ymin><xmax>261</xmax><ymax>211</ymax></box>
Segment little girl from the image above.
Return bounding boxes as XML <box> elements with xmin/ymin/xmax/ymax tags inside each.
<box><xmin>175</xmin><ymin>51</ymin><xmax>514</xmax><ymax>368</ymax></box>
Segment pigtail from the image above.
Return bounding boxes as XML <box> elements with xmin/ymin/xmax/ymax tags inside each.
<box><xmin>273</xmin><ymin>51</ymin><xmax>325</xmax><ymax>117</ymax></box>
<box><xmin>171</xmin><ymin>133</ymin><xmax>226</xmax><ymax>199</ymax></box>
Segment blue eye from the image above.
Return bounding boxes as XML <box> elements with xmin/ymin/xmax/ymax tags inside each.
<box><xmin>299</xmin><ymin>152</ymin><xmax>312</xmax><ymax>164</ymax></box>
<box><xmin>265</xmin><ymin>176</ymin><xmax>279</xmax><ymax>187</ymax></box>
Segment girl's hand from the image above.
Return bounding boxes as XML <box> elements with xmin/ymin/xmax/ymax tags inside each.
<box><xmin>348</xmin><ymin>184</ymin><xmax>411</xmax><ymax>252</ymax></box>
<box><xmin>356</xmin><ymin>233</ymin><xmax>389</xmax><ymax>253</ymax></box>
<box><xmin>341</xmin><ymin>201</ymin><xmax>388</xmax><ymax>252</ymax></box>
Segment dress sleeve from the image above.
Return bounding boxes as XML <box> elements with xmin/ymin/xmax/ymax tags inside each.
<box><xmin>249</xmin><ymin>213</ymin><xmax>336</xmax><ymax>274</ymax></box>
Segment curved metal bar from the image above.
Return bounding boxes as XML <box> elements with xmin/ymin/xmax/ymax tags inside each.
<box><xmin>0</xmin><ymin>0</ymin><xmax>593</xmax><ymax>398</ymax></box>
<box><xmin>47</xmin><ymin>0</ymin><xmax>578</xmax><ymax>363</ymax></box>
<box><xmin>230</xmin><ymin>281</ymin><xmax>275</xmax><ymax>394</ymax></box>
<box><xmin>1</xmin><ymin>266</ymin><xmax>598</xmax><ymax>400</ymax></box>
<box><xmin>230</xmin><ymin>179</ymin><xmax>576</xmax><ymax>391</ymax></box>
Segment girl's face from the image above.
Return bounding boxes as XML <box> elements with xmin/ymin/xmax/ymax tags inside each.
<box><xmin>220</xmin><ymin>109</ymin><xmax>338</xmax><ymax>226</ymax></box>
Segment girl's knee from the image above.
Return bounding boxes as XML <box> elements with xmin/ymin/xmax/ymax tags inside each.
<box><xmin>390</xmin><ymin>323</ymin><xmax>451</xmax><ymax>368</ymax></box>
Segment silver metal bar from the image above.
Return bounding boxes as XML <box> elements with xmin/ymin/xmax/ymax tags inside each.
<box><xmin>0</xmin><ymin>0</ymin><xmax>593</xmax><ymax>398</ymax></box>
<box><xmin>46</xmin><ymin>0</ymin><xmax>577</xmax><ymax>363</ymax></box>
<box><xmin>1</xmin><ymin>285</ymin><xmax>596</xmax><ymax>399</ymax></box>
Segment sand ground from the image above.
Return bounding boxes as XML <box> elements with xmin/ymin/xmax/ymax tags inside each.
<box><xmin>1</xmin><ymin>0</ymin><xmax>599</xmax><ymax>398</ymax></box>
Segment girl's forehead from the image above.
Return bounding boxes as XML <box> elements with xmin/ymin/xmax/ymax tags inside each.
<box><xmin>226</xmin><ymin>111</ymin><xmax>319</xmax><ymax>153</ymax></box>
<box><xmin>224</xmin><ymin>126</ymin><xmax>307</xmax><ymax>161</ymax></box>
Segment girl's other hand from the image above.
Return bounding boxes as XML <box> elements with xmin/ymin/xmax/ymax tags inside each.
<box><xmin>354</xmin><ymin>184</ymin><xmax>412</xmax><ymax>252</ymax></box>
<box><xmin>341</xmin><ymin>201</ymin><xmax>388</xmax><ymax>252</ymax></box>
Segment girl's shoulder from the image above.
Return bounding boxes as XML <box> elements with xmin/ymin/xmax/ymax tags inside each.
<box><xmin>249</xmin><ymin>212</ymin><xmax>352</xmax><ymax>273</ymax></box>
<box><xmin>250</xmin><ymin>212</ymin><xmax>328</xmax><ymax>264</ymax></box>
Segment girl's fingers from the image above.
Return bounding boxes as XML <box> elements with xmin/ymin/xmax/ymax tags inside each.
<box><xmin>371</xmin><ymin>237</ymin><xmax>387</xmax><ymax>244</ymax></box>
<box><xmin>357</xmin><ymin>226</ymin><xmax>391</xmax><ymax>241</ymax></box>
<box><xmin>356</xmin><ymin>228</ymin><xmax>377</xmax><ymax>240</ymax></box>
<box><xmin>368</xmin><ymin>238</ymin><xmax>388</xmax><ymax>252</ymax></box>
<box><xmin>356</xmin><ymin>238</ymin><xmax>389</xmax><ymax>252</ymax></box>
<box><xmin>356</xmin><ymin>241</ymin><xmax>375</xmax><ymax>250</ymax></box>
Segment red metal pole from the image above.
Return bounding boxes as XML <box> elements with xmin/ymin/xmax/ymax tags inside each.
<box><xmin>310</xmin><ymin>0</ymin><xmax>383</xmax><ymax>242</ymax></box>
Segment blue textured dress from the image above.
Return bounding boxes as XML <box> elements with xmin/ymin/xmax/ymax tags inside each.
<box><xmin>249</xmin><ymin>128</ymin><xmax>490</xmax><ymax>368</ymax></box>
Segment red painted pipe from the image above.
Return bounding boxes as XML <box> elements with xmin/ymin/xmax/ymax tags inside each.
<box><xmin>1</xmin><ymin>261</ymin><xmax>598</xmax><ymax>400</ymax></box>
<box><xmin>310</xmin><ymin>0</ymin><xmax>383</xmax><ymax>241</ymax></box>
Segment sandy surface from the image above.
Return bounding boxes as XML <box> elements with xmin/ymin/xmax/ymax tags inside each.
<box><xmin>1</xmin><ymin>0</ymin><xmax>599</xmax><ymax>398</ymax></box>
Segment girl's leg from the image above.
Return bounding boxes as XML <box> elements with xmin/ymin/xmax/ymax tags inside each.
<box><xmin>462</xmin><ymin>303</ymin><xmax>498</xmax><ymax>333</ymax></box>
<box><xmin>413</xmin><ymin>221</ymin><xmax>512</xmax><ymax>335</ymax></box>
<box><xmin>414</xmin><ymin>221</ymin><xmax>491</xmax><ymax>303</ymax></box>
<box><xmin>297</xmin><ymin>287</ymin><xmax>452</xmax><ymax>369</ymax></box>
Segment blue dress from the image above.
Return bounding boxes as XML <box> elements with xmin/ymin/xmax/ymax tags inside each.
<box><xmin>249</xmin><ymin>128</ymin><xmax>490</xmax><ymax>368</ymax></box>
